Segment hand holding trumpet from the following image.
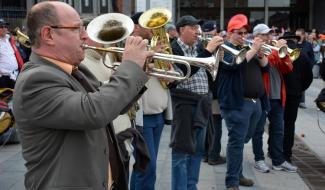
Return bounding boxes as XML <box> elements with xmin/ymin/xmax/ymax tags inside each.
<box><xmin>205</xmin><ymin>36</ymin><xmax>224</xmax><ymax>53</ymax></box>
<box><xmin>122</xmin><ymin>36</ymin><xmax>155</xmax><ymax>69</ymax></box>
<box><xmin>273</xmin><ymin>39</ymin><xmax>287</xmax><ymax>48</ymax></box>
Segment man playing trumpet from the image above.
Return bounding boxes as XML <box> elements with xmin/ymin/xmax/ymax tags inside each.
<box><xmin>217</xmin><ymin>14</ymin><xmax>269</xmax><ymax>190</ymax></box>
<box><xmin>251</xmin><ymin>24</ymin><xmax>297</xmax><ymax>174</ymax></box>
<box><xmin>169</xmin><ymin>15</ymin><xmax>223</xmax><ymax>190</ymax></box>
<box><xmin>13</xmin><ymin>2</ymin><xmax>153</xmax><ymax>190</ymax></box>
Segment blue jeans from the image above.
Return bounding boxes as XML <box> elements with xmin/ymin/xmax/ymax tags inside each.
<box><xmin>221</xmin><ymin>99</ymin><xmax>262</xmax><ymax>188</ymax></box>
<box><xmin>171</xmin><ymin>127</ymin><xmax>206</xmax><ymax>190</ymax></box>
<box><xmin>130</xmin><ymin>113</ymin><xmax>164</xmax><ymax>190</ymax></box>
<box><xmin>208</xmin><ymin>114</ymin><xmax>223</xmax><ymax>161</ymax></box>
<box><xmin>252</xmin><ymin>111</ymin><xmax>267</xmax><ymax>161</ymax></box>
<box><xmin>267</xmin><ymin>100</ymin><xmax>285</xmax><ymax>165</ymax></box>
<box><xmin>252</xmin><ymin>99</ymin><xmax>285</xmax><ymax>165</ymax></box>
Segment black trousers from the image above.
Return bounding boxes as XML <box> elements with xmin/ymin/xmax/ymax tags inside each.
<box><xmin>0</xmin><ymin>76</ymin><xmax>15</xmax><ymax>89</ymax></box>
<box><xmin>283</xmin><ymin>95</ymin><xmax>301</xmax><ymax>161</ymax></box>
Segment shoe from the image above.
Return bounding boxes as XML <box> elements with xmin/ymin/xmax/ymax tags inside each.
<box><xmin>227</xmin><ymin>187</ymin><xmax>240</xmax><ymax>190</ymax></box>
<box><xmin>254</xmin><ymin>160</ymin><xmax>270</xmax><ymax>173</ymax></box>
<box><xmin>299</xmin><ymin>103</ymin><xmax>307</xmax><ymax>109</ymax></box>
<box><xmin>202</xmin><ymin>156</ymin><xmax>208</xmax><ymax>162</ymax></box>
<box><xmin>208</xmin><ymin>156</ymin><xmax>226</xmax><ymax>165</ymax></box>
<box><xmin>272</xmin><ymin>161</ymin><xmax>297</xmax><ymax>173</ymax></box>
<box><xmin>239</xmin><ymin>176</ymin><xmax>254</xmax><ymax>186</ymax></box>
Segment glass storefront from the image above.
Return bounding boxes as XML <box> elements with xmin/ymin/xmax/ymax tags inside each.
<box><xmin>179</xmin><ymin>0</ymin><xmax>310</xmax><ymax>31</ymax></box>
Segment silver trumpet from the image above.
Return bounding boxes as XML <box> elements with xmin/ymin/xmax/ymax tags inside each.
<box><xmin>82</xmin><ymin>44</ymin><xmax>219</xmax><ymax>81</ymax></box>
<box><xmin>245</xmin><ymin>39</ymin><xmax>288</xmax><ymax>58</ymax></box>
<box><xmin>201</xmin><ymin>36</ymin><xmax>247</xmax><ymax>66</ymax></box>
<box><xmin>82</xmin><ymin>44</ymin><xmax>191</xmax><ymax>80</ymax></box>
<box><xmin>218</xmin><ymin>44</ymin><xmax>247</xmax><ymax>66</ymax></box>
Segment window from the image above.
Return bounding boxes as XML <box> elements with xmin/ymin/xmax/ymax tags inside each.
<box><xmin>82</xmin><ymin>0</ymin><xmax>93</xmax><ymax>13</ymax></box>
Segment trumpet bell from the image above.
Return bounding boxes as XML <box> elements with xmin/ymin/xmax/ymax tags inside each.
<box><xmin>138</xmin><ymin>8</ymin><xmax>172</xmax><ymax>29</ymax></box>
<box><xmin>87</xmin><ymin>13</ymin><xmax>134</xmax><ymax>45</ymax></box>
<box><xmin>288</xmin><ymin>48</ymin><xmax>300</xmax><ymax>61</ymax></box>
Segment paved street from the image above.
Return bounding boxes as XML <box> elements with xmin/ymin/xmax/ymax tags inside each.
<box><xmin>0</xmin><ymin>79</ymin><xmax>324</xmax><ymax>190</ymax></box>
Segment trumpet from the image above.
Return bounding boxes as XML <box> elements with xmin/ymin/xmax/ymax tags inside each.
<box><xmin>218</xmin><ymin>44</ymin><xmax>247</xmax><ymax>65</ymax></box>
<box><xmin>82</xmin><ymin>44</ymin><xmax>219</xmax><ymax>81</ymax></box>
<box><xmin>82</xmin><ymin>44</ymin><xmax>191</xmax><ymax>80</ymax></box>
<box><xmin>13</xmin><ymin>27</ymin><xmax>31</xmax><ymax>48</ymax></box>
<box><xmin>245</xmin><ymin>39</ymin><xmax>288</xmax><ymax>58</ymax></box>
<box><xmin>201</xmin><ymin>36</ymin><xmax>247</xmax><ymax>66</ymax></box>
<box><xmin>271</xmin><ymin>40</ymin><xmax>300</xmax><ymax>61</ymax></box>
<box><xmin>287</xmin><ymin>47</ymin><xmax>300</xmax><ymax>61</ymax></box>
<box><xmin>86</xmin><ymin>13</ymin><xmax>220</xmax><ymax>81</ymax></box>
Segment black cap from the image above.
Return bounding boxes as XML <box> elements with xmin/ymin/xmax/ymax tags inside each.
<box><xmin>176</xmin><ymin>15</ymin><xmax>200</xmax><ymax>31</ymax></box>
<box><xmin>131</xmin><ymin>12</ymin><xmax>143</xmax><ymax>25</ymax></box>
<box><xmin>279</xmin><ymin>32</ymin><xmax>301</xmax><ymax>41</ymax></box>
<box><xmin>0</xmin><ymin>18</ymin><xmax>9</xmax><ymax>26</ymax></box>
<box><xmin>202</xmin><ymin>21</ymin><xmax>217</xmax><ymax>32</ymax></box>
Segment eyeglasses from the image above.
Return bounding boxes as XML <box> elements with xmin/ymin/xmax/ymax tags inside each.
<box><xmin>234</xmin><ymin>31</ymin><xmax>248</xmax><ymax>36</ymax></box>
<box><xmin>0</xmin><ymin>25</ymin><xmax>8</xmax><ymax>29</ymax></box>
<box><xmin>50</xmin><ymin>25</ymin><xmax>85</xmax><ymax>34</ymax></box>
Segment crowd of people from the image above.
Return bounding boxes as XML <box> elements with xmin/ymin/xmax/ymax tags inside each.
<box><xmin>1</xmin><ymin>1</ymin><xmax>325</xmax><ymax>190</ymax></box>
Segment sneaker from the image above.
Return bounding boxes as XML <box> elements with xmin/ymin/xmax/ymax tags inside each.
<box><xmin>299</xmin><ymin>103</ymin><xmax>307</xmax><ymax>109</ymax></box>
<box><xmin>239</xmin><ymin>176</ymin><xmax>254</xmax><ymax>186</ymax></box>
<box><xmin>208</xmin><ymin>156</ymin><xmax>226</xmax><ymax>165</ymax></box>
<box><xmin>272</xmin><ymin>161</ymin><xmax>298</xmax><ymax>173</ymax></box>
<box><xmin>227</xmin><ymin>187</ymin><xmax>240</xmax><ymax>190</ymax></box>
<box><xmin>254</xmin><ymin>160</ymin><xmax>270</xmax><ymax>173</ymax></box>
<box><xmin>202</xmin><ymin>156</ymin><xmax>208</xmax><ymax>163</ymax></box>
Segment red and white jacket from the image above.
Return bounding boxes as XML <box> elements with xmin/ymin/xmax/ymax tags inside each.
<box><xmin>263</xmin><ymin>49</ymin><xmax>293</xmax><ymax>107</ymax></box>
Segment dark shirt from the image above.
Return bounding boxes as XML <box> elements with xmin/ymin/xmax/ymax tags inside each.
<box><xmin>243</xmin><ymin>57</ymin><xmax>266</xmax><ymax>98</ymax></box>
<box><xmin>217</xmin><ymin>41</ymin><xmax>269</xmax><ymax>110</ymax></box>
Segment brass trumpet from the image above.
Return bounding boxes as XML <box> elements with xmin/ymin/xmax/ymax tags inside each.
<box><xmin>13</xmin><ymin>27</ymin><xmax>31</xmax><ymax>48</ymax></box>
<box><xmin>271</xmin><ymin>40</ymin><xmax>300</xmax><ymax>61</ymax></box>
<box><xmin>245</xmin><ymin>39</ymin><xmax>288</xmax><ymax>58</ymax></box>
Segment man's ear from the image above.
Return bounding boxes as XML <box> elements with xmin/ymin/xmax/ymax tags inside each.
<box><xmin>40</xmin><ymin>26</ymin><xmax>54</xmax><ymax>45</ymax></box>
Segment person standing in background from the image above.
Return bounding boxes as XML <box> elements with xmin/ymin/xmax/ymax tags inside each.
<box><xmin>0</xmin><ymin>18</ymin><xmax>24</xmax><ymax>88</ymax></box>
<box><xmin>201</xmin><ymin>20</ymin><xmax>226</xmax><ymax>166</ymax></box>
<box><xmin>295</xmin><ymin>28</ymin><xmax>315</xmax><ymax>108</ymax></box>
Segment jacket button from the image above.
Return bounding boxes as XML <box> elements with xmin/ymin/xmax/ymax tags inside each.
<box><xmin>102</xmin><ymin>181</ymin><xmax>106</xmax><ymax>187</ymax></box>
<box><xmin>104</xmin><ymin>148</ymin><xmax>107</xmax><ymax>154</ymax></box>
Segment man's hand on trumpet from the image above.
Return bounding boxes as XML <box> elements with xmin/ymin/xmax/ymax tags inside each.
<box><xmin>273</xmin><ymin>39</ymin><xmax>287</xmax><ymax>48</ymax></box>
<box><xmin>122</xmin><ymin>36</ymin><xmax>155</xmax><ymax>69</ymax></box>
<box><xmin>205</xmin><ymin>36</ymin><xmax>224</xmax><ymax>53</ymax></box>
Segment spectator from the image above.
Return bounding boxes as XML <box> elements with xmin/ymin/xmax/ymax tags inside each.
<box><xmin>0</xmin><ymin>18</ymin><xmax>24</xmax><ymax>89</ymax></box>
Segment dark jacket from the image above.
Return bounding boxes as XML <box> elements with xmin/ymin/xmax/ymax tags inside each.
<box><xmin>13</xmin><ymin>53</ymin><xmax>148</xmax><ymax>190</ymax></box>
<box><xmin>320</xmin><ymin>59</ymin><xmax>325</xmax><ymax>81</ymax></box>
<box><xmin>217</xmin><ymin>41</ymin><xmax>269</xmax><ymax>110</ymax></box>
<box><xmin>170</xmin><ymin>89</ymin><xmax>212</xmax><ymax>154</ymax></box>
<box><xmin>297</xmin><ymin>40</ymin><xmax>315</xmax><ymax>65</ymax></box>
<box><xmin>284</xmin><ymin>46</ymin><xmax>313</xmax><ymax>97</ymax></box>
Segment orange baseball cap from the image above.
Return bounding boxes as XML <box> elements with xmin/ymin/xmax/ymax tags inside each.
<box><xmin>227</xmin><ymin>14</ymin><xmax>249</xmax><ymax>32</ymax></box>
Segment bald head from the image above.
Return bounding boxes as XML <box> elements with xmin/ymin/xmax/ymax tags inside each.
<box><xmin>27</xmin><ymin>1</ymin><xmax>78</xmax><ymax>48</ymax></box>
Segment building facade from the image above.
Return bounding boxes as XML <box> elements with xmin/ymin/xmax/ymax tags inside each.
<box><xmin>178</xmin><ymin>0</ymin><xmax>323</xmax><ymax>32</ymax></box>
<box><xmin>1</xmin><ymin>0</ymin><xmax>325</xmax><ymax>33</ymax></box>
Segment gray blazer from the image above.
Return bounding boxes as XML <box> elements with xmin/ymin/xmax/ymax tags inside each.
<box><xmin>13</xmin><ymin>53</ymin><xmax>148</xmax><ymax>190</ymax></box>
